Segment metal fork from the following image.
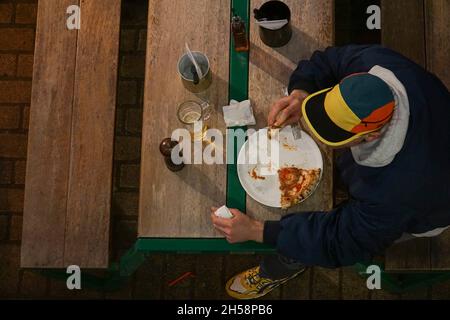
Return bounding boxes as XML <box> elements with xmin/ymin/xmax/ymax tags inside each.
<box><xmin>281</xmin><ymin>86</ymin><xmax>302</xmax><ymax>140</ymax></box>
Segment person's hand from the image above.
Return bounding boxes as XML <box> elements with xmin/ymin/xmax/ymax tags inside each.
<box><xmin>210</xmin><ymin>207</ymin><xmax>264</xmax><ymax>244</ymax></box>
<box><xmin>267</xmin><ymin>89</ymin><xmax>309</xmax><ymax>127</ymax></box>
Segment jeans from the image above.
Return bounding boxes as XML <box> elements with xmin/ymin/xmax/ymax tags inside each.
<box><xmin>259</xmin><ymin>254</ymin><xmax>306</xmax><ymax>280</ymax></box>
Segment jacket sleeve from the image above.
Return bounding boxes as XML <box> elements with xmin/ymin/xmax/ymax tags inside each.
<box><xmin>288</xmin><ymin>44</ymin><xmax>380</xmax><ymax>94</ymax></box>
<box><xmin>264</xmin><ymin>200</ymin><xmax>408</xmax><ymax>268</ymax></box>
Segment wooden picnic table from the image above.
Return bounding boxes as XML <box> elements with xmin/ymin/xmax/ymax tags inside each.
<box><xmin>139</xmin><ymin>0</ymin><xmax>334</xmax><ymax>239</ymax></box>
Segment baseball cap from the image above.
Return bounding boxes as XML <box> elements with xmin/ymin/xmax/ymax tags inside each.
<box><xmin>301</xmin><ymin>73</ymin><xmax>395</xmax><ymax>146</ymax></box>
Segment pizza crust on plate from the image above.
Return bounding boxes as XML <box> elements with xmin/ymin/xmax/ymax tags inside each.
<box><xmin>278</xmin><ymin>167</ymin><xmax>321</xmax><ymax>209</ymax></box>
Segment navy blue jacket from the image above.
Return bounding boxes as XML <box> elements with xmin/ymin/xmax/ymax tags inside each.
<box><xmin>264</xmin><ymin>45</ymin><xmax>450</xmax><ymax>268</ymax></box>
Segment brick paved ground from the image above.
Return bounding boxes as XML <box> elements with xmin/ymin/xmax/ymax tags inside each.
<box><xmin>0</xmin><ymin>0</ymin><xmax>449</xmax><ymax>299</ymax></box>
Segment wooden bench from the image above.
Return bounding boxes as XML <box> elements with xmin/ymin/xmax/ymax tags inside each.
<box><xmin>21</xmin><ymin>0</ymin><xmax>121</xmax><ymax>268</ymax></box>
<box><xmin>382</xmin><ymin>0</ymin><xmax>450</xmax><ymax>271</ymax></box>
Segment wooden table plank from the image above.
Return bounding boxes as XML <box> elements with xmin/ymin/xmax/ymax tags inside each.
<box><xmin>385</xmin><ymin>238</ymin><xmax>431</xmax><ymax>271</ymax></box>
<box><xmin>382</xmin><ymin>0</ymin><xmax>430</xmax><ymax>271</ymax></box>
<box><xmin>381</xmin><ymin>0</ymin><xmax>426</xmax><ymax>67</ymax></box>
<box><xmin>384</xmin><ymin>0</ymin><xmax>450</xmax><ymax>271</ymax></box>
<box><xmin>425</xmin><ymin>0</ymin><xmax>450</xmax><ymax>89</ymax></box>
<box><xmin>21</xmin><ymin>0</ymin><xmax>79</xmax><ymax>268</ymax></box>
<box><xmin>431</xmin><ymin>229</ymin><xmax>450</xmax><ymax>270</ymax></box>
<box><xmin>247</xmin><ymin>0</ymin><xmax>334</xmax><ymax>222</ymax></box>
<box><xmin>139</xmin><ymin>0</ymin><xmax>230</xmax><ymax>237</ymax></box>
<box><xmin>64</xmin><ymin>0</ymin><xmax>121</xmax><ymax>268</ymax></box>
<box><xmin>429</xmin><ymin>0</ymin><xmax>450</xmax><ymax>266</ymax></box>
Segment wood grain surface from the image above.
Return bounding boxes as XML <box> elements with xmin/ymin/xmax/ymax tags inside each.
<box><xmin>64</xmin><ymin>0</ymin><xmax>121</xmax><ymax>268</ymax></box>
<box><xmin>381</xmin><ymin>0</ymin><xmax>426</xmax><ymax>67</ymax></box>
<box><xmin>425</xmin><ymin>0</ymin><xmax>450</xmax><ymax>89</ymax></box>
<box><xmin>22</xmin><ymin>0</ymin><xmax>79</xmax><ymax>268</ymax></box>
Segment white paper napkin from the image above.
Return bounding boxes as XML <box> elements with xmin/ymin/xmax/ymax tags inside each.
<box><xmin>222</xmin><ymin>99</ymin><xmax>256</xmax><ymax>127</ymax></box>
<box><xmin>214</xmin><ymin>205</ymin><xmax>233</xmax><ymax>219</ymax></box>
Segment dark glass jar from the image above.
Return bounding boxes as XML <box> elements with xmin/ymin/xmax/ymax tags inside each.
<box><xmin>159</xmin><ymin>138</ymin><xmax>184</xmax><ymax>172</ymax></box>
<box><xmin>231</xmin><ymin>15</ymin><xmax>249</xmax><ymax>52</ymax></box>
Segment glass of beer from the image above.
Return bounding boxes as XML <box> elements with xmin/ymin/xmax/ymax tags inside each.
<box><xmin>177</xmin><ymin>100</ymin><xmax>209</xmax><ymax>141</ymax></box>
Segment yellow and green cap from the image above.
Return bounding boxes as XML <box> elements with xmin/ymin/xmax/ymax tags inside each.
<box><xmin>302</xmin><ymin>73</ymin><xmax>395</xmax><ymax>146</ymax></box>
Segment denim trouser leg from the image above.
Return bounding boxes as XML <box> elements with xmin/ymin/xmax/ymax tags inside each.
<box><xmin>258</xmin><ymin>232</ymin><xmax>433</xmax><ymax>280</ymax></box>
<box><xmin>259</xmin><ymin>254</ymin><xmax>306</xmax><ymax>280</ymax></box>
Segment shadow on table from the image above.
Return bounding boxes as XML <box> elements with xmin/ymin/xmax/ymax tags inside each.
<box><xmin>273</xmin><ymin>25</ymin><xmax>323</xmax><ymax>64</ymax></box>
<box><xmin>176</xmin><ymin>163</ymin><xmax>226</xmax><ymax>203</ymax></box>
<box><xmin>250</xmin><ymin>43</ymin><xmax>293</xmax><ymax>85</ymax></box>
<box><xmin>193</xmin><ymin>72</ymin><xmax>229</xmax><ymax>118</ymax></box>
<box><xmin>250</xmin><ymin>25</ymin><xmax>322</xmax><ymax>84</ymax></box>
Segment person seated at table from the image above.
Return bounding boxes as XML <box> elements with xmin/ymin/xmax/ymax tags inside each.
<box><xmin>210</xmin><ymin>44</ymin><xmax>450</xmax><ymax>300</ymax></box>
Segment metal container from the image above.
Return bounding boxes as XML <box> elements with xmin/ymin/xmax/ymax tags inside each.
<box><xmin>177</xmin><ymin>51</ymin><xmax>212</xmax><ymax>93</ymax></box>
<box><xmin>254</xmin><ymin>0</ymin><xmax>292</xmax><ymax>48</ymax></box>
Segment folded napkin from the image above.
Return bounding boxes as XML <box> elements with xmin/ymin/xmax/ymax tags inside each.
<box><xmin>214</xmin><ymin>205</ymin><xmax>234</xmax><ymax>219</ymax></box>
<box><xmin>222</xmin><ymin>99</ymin><xmax>256</xmax><ymax>127</ymax></box>
<box><xmin>256</xmin><ymin>19</ymin><xmax>289</xmax><ymax>30</ymax></box>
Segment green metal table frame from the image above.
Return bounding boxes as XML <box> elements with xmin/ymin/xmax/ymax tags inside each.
<box><xmin>33</xmin><ymin>0</ymin><xmax>450</xmax><ymax>295</ymax></box>
<box><xmin>37</xmin><ymin>238</ymin><xmax>275</xmax><ymax>292</ymax></box>
<box><xmin>36</xmin><ymin>239</ymin><xmax>450</xmax><ymax>293</ymax></box>
<box><xmin>354</xmin><ymin>262</ymin><xmax>450</xmax><ymax>294</ymax></box>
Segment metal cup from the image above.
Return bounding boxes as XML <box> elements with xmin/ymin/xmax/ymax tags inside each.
<box><xmin>177</xmin><ymin>51</ymin><xmax>212</xmax><ymax>93</ymax></box>
<box><xmin>254</xmin><ymin>0</ymin><xmax>292</xmax><ymax>48</ymax></box>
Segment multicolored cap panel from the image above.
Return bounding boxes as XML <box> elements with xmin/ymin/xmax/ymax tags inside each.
<box><xmin>302</xmin><ymin>73</ymin><xmax>395</xmax><ymax>146</ymax></box>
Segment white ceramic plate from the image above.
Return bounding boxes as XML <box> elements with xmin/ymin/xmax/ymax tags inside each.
<box><xmin>237</xmin><ymin>126</ymin><xmax>323</xmax><ymax>208</ymax></box>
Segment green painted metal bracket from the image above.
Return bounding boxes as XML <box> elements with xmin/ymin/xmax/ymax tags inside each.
<box><xmin>133</xmin><ymin>238</ymin><xmax>274</xmax><ymax>253</ymax></box>
<box><xmin>226</xmin><ymin>0</ymin><xmax>250</xmax><ymax>213</ymax></box>
<box><xmin>115</xmin><ymin>238</ymin><xmax>274</xmax><ymax>279</ymax></box>
<box><xmin>354</xmin><ymin>262</ymin><xmax>450</xmax><ymax>294</ymax></box>
<box><xmin>35</xmin><ymin>263</ymin><xmax>128</xmax><ymax>292</ymax></box>
<box><xmin>119</xmin><ymin>242</ymin><xmax>149</xmax><ymax>277</ymax></box>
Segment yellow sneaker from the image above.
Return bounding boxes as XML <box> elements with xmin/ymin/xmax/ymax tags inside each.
<box><xmin>225</xmin><ymin>266</ymin><xmax>305</xmax><ymax>300</ymax></box>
